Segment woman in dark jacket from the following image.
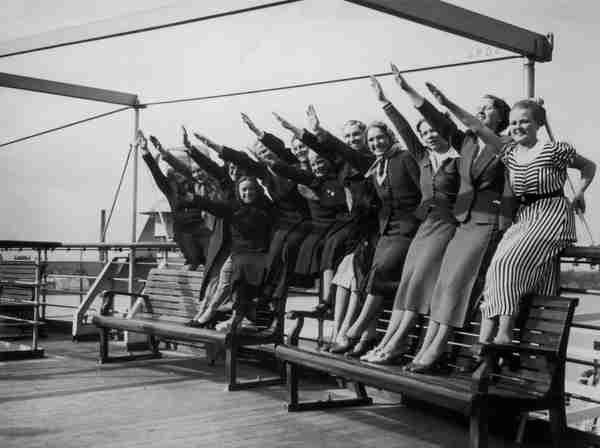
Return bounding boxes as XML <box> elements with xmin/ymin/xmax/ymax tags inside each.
<box><xmin>198</xmin><ymin>117</ymin><xmax>311</xmax><ymax>303</ymax></box>
<box><xmin>185</xmin><ymin>176</ymin><xmax>273</xmax><ymax>329</ymax></box>
<box><xmin>306</xmin><ymin>108</ymin><xmax>423</xmax><ymax>356</ymax></box>
<box><xmin>137</xmin><ymin>131</ymin><xmax>207</xmax><ymax>270</ymax></box>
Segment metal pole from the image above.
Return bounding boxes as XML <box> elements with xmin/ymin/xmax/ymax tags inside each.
<box><xmin>99</xmin><ymin>209</ymin><xmax>106</xmax><ymax>263</ymax></box>
<box><xmin>524</xmin><ymin>57</ymin><xmax>535</xmax><ymax>98</ymax></box>
<box><xmin>129</xmin><ymin>107</ymin><xmax>140</xmax><ymax>293</ymax></box>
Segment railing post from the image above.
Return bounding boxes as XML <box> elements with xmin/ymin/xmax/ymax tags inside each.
<box><xmin>129</xmin><ymin>107</ymin><xmax>140</xmax><ymax>294</ymax></box>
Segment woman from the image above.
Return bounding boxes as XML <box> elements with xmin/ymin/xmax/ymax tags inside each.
<box><xmin>137</xmin><ymin>130</ymin><xmax>206</xmax><ymax>270</ymax></box>
<box><xmin>273</xmin><ymin>110</ymin><xmax>380</xmax><ymax>353</ymax></box>
<box><xmin>300</xmin><ymin>103</ymin><xmax>423</xmax><ymax>357</ymax></box>
<box><xmin>201</xmin><ymin>116</ymin><xmax>311</xmax><ymax>305</ymax></box>
<box><xmin>184</xmin><ymin>176</ymin><xmax>274</xmax><ymax>329</ymax></box>
<box><xmin>361</xmin><ymin>76</ymin><xmax>460</xmax><ymax>365</ymax></box>
<box><xmin>180</xmin><ymin>128</ymin><xmax>247</xmax><ymax>326</ymax></box>
<box><xmin>426</xmin><ymin>86</ymin><xmax>595</xmax><ymax>345</ymax></box>
<box><xmin>374</xmin><ymin>65</ymin><xmax>512</xmax><ymax>371</ymax></box>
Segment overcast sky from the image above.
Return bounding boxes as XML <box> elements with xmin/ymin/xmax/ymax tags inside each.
<box><xmin>1</xmin><ymin>0</ymin><xmax>599</xmax><ymax>244</ymax></box>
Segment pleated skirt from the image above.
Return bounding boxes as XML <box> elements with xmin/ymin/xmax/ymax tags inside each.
<box><xmin>319</xmin><ymin>219</ymin><xmax>361</xmax><ymax>271</ymax></box>
<box><xmin>364</xmin><ymin>233</ymin><xmax>413</xmax><ymax>298</ymax></box>
<box><xmin>294</xmin><ymin>221</ymin><xmax>335</xmax><ymax>276</ymax></box>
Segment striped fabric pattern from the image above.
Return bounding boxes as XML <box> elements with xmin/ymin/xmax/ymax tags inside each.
<box><xmin>481</xmin><ymin>140</ymin><xmax>577</xmax><ymax>319</ymax></box>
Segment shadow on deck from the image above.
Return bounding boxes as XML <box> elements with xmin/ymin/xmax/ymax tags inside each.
<box><xmin>0</xmin><ymin>334</ymin><xmax>566</xmax><ymax>448</ymax></box>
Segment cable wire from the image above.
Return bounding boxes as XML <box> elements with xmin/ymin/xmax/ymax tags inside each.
<box><xmin>143</xmin><ymin>55</ymin><xmax>522</xmax><ymax>106</ymax></box>
<box><xmin>0</xmin><ymin>106</ymin><xmax>131</xmax><ymax>149</ymax></box>
<box><xmin>0</xmin><ymin>0</ymin><xmax>303</xmax><ymax>58</ymax></box>
<box><xmin>101</xmin><ymin>143</ymin><xmax>134</xmax><ymax>241</ymax></box>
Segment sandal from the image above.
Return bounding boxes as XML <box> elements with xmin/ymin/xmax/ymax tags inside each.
<box><xmin>346</xmin><ymin>338</ymin><xmax>377</xmax><ymax>358</ymax></box>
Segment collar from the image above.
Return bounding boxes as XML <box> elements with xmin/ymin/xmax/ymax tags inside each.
<box><xmin>364</xmin><ymin>146</ymin><xmax>401</xmax><ymax>178</ymax></box>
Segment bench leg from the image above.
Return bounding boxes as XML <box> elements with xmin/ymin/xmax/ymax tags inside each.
<box><xmin>549</xmin><ymin>401</ymin><xmax>566</xmax><ymax>448</ymax></box>
<box><xmin>469</xmin><ymin>396</ymin><xmax>488</xmax><ymax>448</ymax></box>
<box><xmin>99</xmin><ymin>327</ymin><xmax>109</xmax><ymax>364</ymax></box>
<box><xmin>285</xmin><ymin>362</ymin><xmax>372</xmax><ymax>412</ymax></box>
<box><xmin>148</xmin><ymin>335</ymin><xmax>161</xmax><ymax>358</ymax></box>
<box><xmin>225</xmin><ymin>342</ymin><xmax>238</xmax><ymax>391</ymax></box>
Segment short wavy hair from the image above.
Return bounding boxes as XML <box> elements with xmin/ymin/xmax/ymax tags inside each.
<box><xmin>511</xmin><ymin>99</ymin><xmax>547</xmax><ymax>126</ymax></box>
<box><xmin>342</xmin><ymin>119</ymin><xmax>367</xmax><ymax>135</ymax></box>
<box><xmin>363</xmin><ymin>120</ymin><xmax>398</xmax><ymax>149</ymax></box>
<box><xmin>484</xmin><ymin>94</ymin><xmax>510</xmax><ymax>133</ymax></box>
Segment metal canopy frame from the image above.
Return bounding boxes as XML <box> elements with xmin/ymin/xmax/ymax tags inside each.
<box><xmin>0</xmin><ymin>0</ymin><xmax>551</xmax><ymax>292</ymax></box>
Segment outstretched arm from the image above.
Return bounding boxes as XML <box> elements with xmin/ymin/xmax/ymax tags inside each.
<box><xmin>269</xmin><ymin>159</ymin><xmax>317</xmax><ymax>188</ymax></box>
<box><xmin>181</xmin><ymin>126</ymin><xmax>227</xmax><ymax>182</ymax></box>
<box><xmin>370</xmin><ymin>76</ymin><xmax>426</xmax><ymax>161</ymax></box>
<box><xmin>241</xmin><ymin>113</ymin><xmax>298</xmax><ymax>164</ymax></box>
<box><xmin>220</xmin><ymin>145</ymin><xmax>269</xmax><ymax>179</ymax></box>
<box><xmin>189</xmin><ymin>196</ymin><xmax>233</xmax><ymax>218</ymax></box>
<box><xmin>149</xmin><ymin>134</ymin><xmax>194</xmax><ymax>180</ymax></box>
<box><xmin>138</xmin><ymin>131</ymin><xmax>170</xmax><ymax>195</ymax></box>
<box><xmin>425</xmin><ymin>82</ymin><xmax>503</xmax><ymax>151</ymax></box>
<box><xmin>389</xmin><ymin>64</ymin><xmax>465</xmax><ymax>150</ymax></box>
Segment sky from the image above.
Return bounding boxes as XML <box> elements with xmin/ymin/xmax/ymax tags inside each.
<box><xmin>0</xmin><ymin>0</ymin><xmax>599</xmax><ymax>244</ymax></box>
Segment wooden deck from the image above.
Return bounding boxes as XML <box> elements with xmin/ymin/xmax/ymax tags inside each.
<box><xmin>0</xmin><ymin>334</ymin><xmax>556</xmax><ymax>448</ymax></box>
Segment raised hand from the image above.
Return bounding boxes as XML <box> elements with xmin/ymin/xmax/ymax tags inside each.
<box><xmin>136</xmin><ymin>130</ymin><xmax>149</xmax><ymax>154</ymax></box>
<box><xmin>272</xmin><ymin>112</ymin><xmax>303</xmax><ymax>138</ymax></box>
<box><xmin>193</xmin><ymin>132</ymin><xmax>223</xmax><ymax>154</ymax></box>
<box><xmin>369</xmin><ymin>76</ymin><xmax>388</xmax><ymax>103</ymax></box>
<box><xmin>306</xmin><ymin>104</ymin><xmax>321</xmax><ymax>133</ymax></box>
<box><xmin>425</xmin><ymin>82</ymin><xmax>449</xmax><ymax>106</ymax></box>
<box><xmin>182</xmin><ymin>125</ymin><xmax>192</xmax><ymax>151</ymax></box>
<box><xmin>390</xmin><ymin>63</ymin><xmax>410</xmax><ymax>91</ymax></box>
<box><xmin>241</xmin><ymin>113</ymin><xmax>263</xmax><ymax>138</ymax></box>
<box><xmin>149</xmin><ymin>135</ymin><xmax>166</xmax><ymax>154</ymax></box>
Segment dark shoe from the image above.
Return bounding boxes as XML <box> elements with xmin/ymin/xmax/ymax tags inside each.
<box><xmin>184</xmin><ymin>320</ymin><xmax>205</xmax><ymax>328</ymax></box>
<box><xmin>346</xmin><ymin>338</ymin><xmax>377</xmax><ymax>358</ymax></box>
<box><xmin>329</xmin><ymin>337</ymin><xmax>359</xmax><ymax>354</ymax></box>
<box><xmin>309</xmin><ymin>302</ymin><xmax>334</xmax><ymax>319</ymax></box>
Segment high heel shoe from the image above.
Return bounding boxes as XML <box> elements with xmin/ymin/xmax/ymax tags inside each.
<box><xmin>359</xmin><ymin>347</ymin><xmax>382</xmax><ymax>362</ymax></box>
<box><xmin>368</xmin><ymin>350</ymin><xmax>405</xmax><ymax>365</ymax></box>
<box><xmin>329</xmin><ymin>337</ymin><xmax>359</xmax><ymax>354</ymax></box>
<box><xmin>346</xmin><ymin>338</ymin><xmax>377</xmax><ymax>358</ymax></box>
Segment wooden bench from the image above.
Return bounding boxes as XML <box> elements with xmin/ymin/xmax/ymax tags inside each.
<box><xmin>91</xmin><ymin>268</ymin><xmax>286</xmax><ymax>391</ymax></box>
<box><xmin>274</xmin><ymin>294</ymin><xmax>578</xmax><ymax>448</ymax></box>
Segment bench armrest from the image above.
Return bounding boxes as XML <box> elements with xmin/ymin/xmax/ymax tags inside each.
<box><xmin>284</xmin><ymin>311</ymin><xmax>306</xmax><ymax>346</ymax></box>
<box><xmin>99</xmin><ymin>290</ymin><xmax>149</xmax><ymax>316</ymax></box>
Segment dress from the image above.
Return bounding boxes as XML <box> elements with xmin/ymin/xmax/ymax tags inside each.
<box><xmin>480</xmin><ymin>140</ymin><xmax>577</xmax><ymax>318</ymax></box>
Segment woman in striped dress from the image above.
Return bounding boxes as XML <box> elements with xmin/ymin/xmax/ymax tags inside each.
<box><xmin>427</xmin><ymin>89</ymin><xmax>596</xmax><ymax>344</ymax></box>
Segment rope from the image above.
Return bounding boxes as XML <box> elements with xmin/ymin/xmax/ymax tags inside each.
<box><xmin>0</xmin><ymin>0</ymin><xmax>303</xmax><ymax>58</ymax></box>
<box><xmin>0</xmin><ymin>106</ymin><xmax>130</xmax><ymax>149</ymax></box>
<box><xmin>101</xmin><ymin>143</ymin><xmax>134</xmax><ymax>241</ymax></box>
<box><xmin>143</xmin><ymin>55</ymin><xmax>522</xmax><ymax>106</ymax></box>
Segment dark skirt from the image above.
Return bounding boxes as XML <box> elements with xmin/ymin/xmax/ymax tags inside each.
<box><xmin>393</xmin><ymin>215</ymin><xmax>457</xmax><ymax>314</ymax></box>
<box><xmin>320</xmin><ymin>219</ymin><xmax>361</xmax><ymax>271</ymax></box>
<box><xmin>230</xmin><ymin>252</ymin><xmax>267</xmax><ymax>289</ymax></box>
<box><xmin>172</xmin><ymin>226</ymin><xmax>209</xmax><ymax>267</ymax></box>
<box><xmin>294</xmin><ymin>221</ymin><xmax>335</xmax><ymax>276</ymax></box>
<box><xmin>429</xmin><ymin>221</ymin><xmax>502</xmax><ymax>327</ymax></box>
<box><xmin>263</xmin><ymin>220</ymin><xmax>311</xmax><ymax>300</ymax></box>
<box><xmin>364</xmin><ymin>233</ymin><xmax>413</xmax><ymax>297</ymax></box>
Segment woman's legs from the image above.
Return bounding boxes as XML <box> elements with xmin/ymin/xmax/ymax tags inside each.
<box><xmin>414</xmin><ymin>322</ymin><xmax>453</xmax><ymax>366</ymax></box>
<box><xmin>332</xmin><ymin>286</ymin><xmax>350</xmax><ymax>342</ymax></box>
<box><xmin>494</xmin><ymin>315</ymin><xmax>514</xmax><ymax>344</ymax></box>
<box><xmin>379</xmin><ymin>309</ymin><xmax>419</xmax><ymax>355</ymax></box>
<box><xmin>345</xmin><ymin>294</ymin><xmax>385</xmax><ymax>340</ymax></box>
<box><xmin>322</xmin><ymin>268</ymin><xmax>334</xmax><ymax>304</ymax></box>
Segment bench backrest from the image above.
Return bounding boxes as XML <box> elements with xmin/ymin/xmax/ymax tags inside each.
<box><xmin>140</xmin><ymin>268</ymin><xmax>204</xmax><ymax>320</ymax></box>
<box><xmin>0</xmin><ymin>261</ymin><xmax>38</xmax><ymax>302</ymax></box>
<box><xmin>375</xmin><ymin>295</ymin><xmax>577</xmax><ymax>397</ymax></box>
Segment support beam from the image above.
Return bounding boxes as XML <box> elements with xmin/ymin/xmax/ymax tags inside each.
<box><xmin>345</xmin><ymin>0</ymin><xmax>553</xmax><ymax>62</ymax></box>
<box><xmin>0</xmin><ymin>72</ymin><xmax>138</xmax><ymax>106</ymax></box>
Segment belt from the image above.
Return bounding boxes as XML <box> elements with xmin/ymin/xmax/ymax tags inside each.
<box><xmin>517</xmin><ymin>189</ymin><xmax>564</xmax><ymax>206</ymax></box>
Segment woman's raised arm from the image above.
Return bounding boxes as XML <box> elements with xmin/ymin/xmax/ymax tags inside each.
<box><xmin>425</xmin><ymin>82</ymin><xmax>503</xmax><ymax>151</ymax></box>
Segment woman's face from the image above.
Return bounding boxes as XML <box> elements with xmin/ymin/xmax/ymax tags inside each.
<box><xmin>418</xmin><ymin>122</ymin><xmax>448</xmax><ymax>153</ymax></box>
<box><xmin>477</xmin><ymin>97</ymin><xmax>502</xmax><ymax>132</ymax></box>
<box><xmin>343</xmin><ymin>123</ymin><xmax>364</xmax><ymax>151</ymax></box>
<box><xmin>228</xmin><ymin>163</ymin><xmax>240</xmax><ymax>181</ymax></box>
<box><xmin>508</xmin><ymin>106</ymin><xmax>540</xmax><ymax>146</ymax></box>
<box><xmin>367</xmin><ymin>126</ymin><xmax>391</xmax><ymax>157</ymax></box>
<box><xmin>255</xmin><ymin>142</ymin><xmax>277</xmax><ymax>165</ymax></box>
<box><xmin>291</xmin><ymin>138</ymin><xmax>309</xmax><ymax>163</ymax></box>
<box><xmin>238</xmin><ymin>179</ymin><xmax>258</xmax><ymax>204</ymax></box>
<box><xmin>308</xmin><ymin>150</ymin><xmax>330</xmax><ymax>177</ymax></box>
